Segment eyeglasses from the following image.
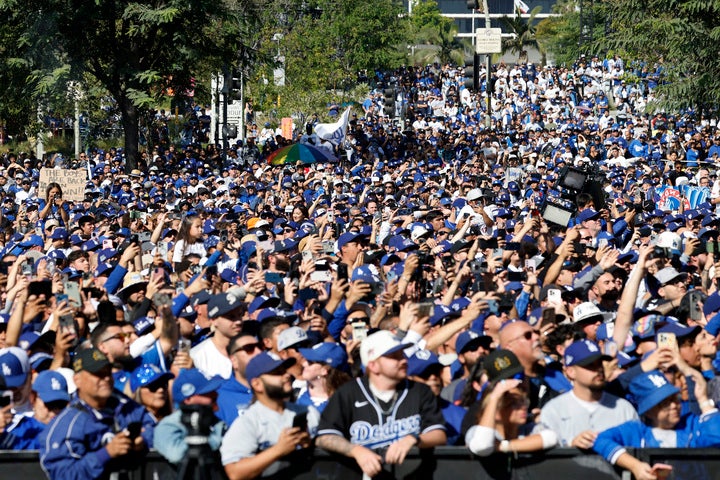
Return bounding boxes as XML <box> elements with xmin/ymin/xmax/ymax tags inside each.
<box><xmin>101</xmin><ymin>332</ymin><xmax>130</xmax><ymax>343</ymax></box>
<box><xmin>145</xmin><ymin>381</ymin><xmax>168</xmax><ymax>392</ymax></box>
<box><xmin>348</xmin><ymin>316</ymin><xmax>369</xmax><ymax>323</ymax></box>
<box><xmin>437</xmin><ymin>231</ymin><xmax>450</xmax><ymax>236</ymax></box>
<box><xmin>230</xmin><ymin>342</ymin><xmax>261</xmax><ymax>355</ymax></box>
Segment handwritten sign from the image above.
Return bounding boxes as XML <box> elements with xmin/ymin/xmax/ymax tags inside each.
<box><xmin>39</xmin><ymin>168</ymin><xmax>87</xmax><ymax>202</ymax></box>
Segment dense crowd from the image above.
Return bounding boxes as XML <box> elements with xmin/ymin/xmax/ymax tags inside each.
<box><xmin>1</xmin><ymin>55</ymin><xmax>720</xmax><ymax>480</ymax></box>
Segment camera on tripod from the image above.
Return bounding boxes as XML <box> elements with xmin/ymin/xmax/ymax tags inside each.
<box><xmin>177</xmin><ymin>404</ymin><xmax>224</xmax><ymax>480</ymax></box>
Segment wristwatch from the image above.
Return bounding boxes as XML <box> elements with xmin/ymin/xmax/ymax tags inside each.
<box><xmin>499</xmin><ymin>440</ymin><xmax>511</xmax><ymax>453</ymax></box>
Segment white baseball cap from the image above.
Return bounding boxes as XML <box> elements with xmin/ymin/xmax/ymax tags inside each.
<box><xmin>572</xmin><ymin>302</ymin><xmax>613</xmax><ymax>324</ymax></box>
<box><xmin>360</xmin><ymin>330</ymin><xmax>411</xmax><ymax>367</ymax></box>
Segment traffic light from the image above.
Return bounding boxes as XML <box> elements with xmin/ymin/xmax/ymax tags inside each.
<box><xmin>222</xmin><ymin>70</ymin><xmax>242</xmax><ymax>101</ymax></box>
<box><xmin>466</xmin><ymin>0</ymin><xmax>479</xmax><ymax>9</ymax></box>
<box><xmin>463</xmin><ymin>54</ymin><xmax>480</xmax><ymax>92</ymax></box>
<box><xmin>383</xmin><ymin>88</ymin><xmax>395</xmax><ymax>117</ymax></box>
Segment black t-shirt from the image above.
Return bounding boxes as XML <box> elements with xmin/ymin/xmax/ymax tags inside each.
<box><xmin>318</xmin><ymin>376</ymin><xmax>446</xmax><ymax>451</ymax></box>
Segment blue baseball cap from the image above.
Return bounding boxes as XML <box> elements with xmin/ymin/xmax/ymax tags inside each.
<box><xmin>171</xmin><ymin>368</ymin><xmax>224</xmax><ymax>403</ymax></box>
<box><xmin>704</xmin><ymin>292</ymin><xmax>720</xmax><ymax>316</ymax></box>
<box><xmin>407</xmin><ymin>349</ymin><xmax>442</xmax><ymax>376</ymax></box>
<box><xmin>49</xmin><ymin>228</ymin><xmax>68</xmax><ymax>240</ymax></box>
<box><xmin>0</xmin><ymin>347</ymin><xmax>29</xmax><ymax>387</ymax></box>
<box><xmin>351</xmin><ymin>265</ymin><xmax>382</xmax><ymax>283</ymax></box>
<box><xmin>656</xmin><ymin>321</ymin><xmax>701</xmax><ymax>341</ymax></box>
<box><xmin>629</xmin><ymin>370</ymin><xmax>680</xmax><ymax>415</ymax></box>
<box><xmin>298</xmin><ymin>343</ymin><xmax>348</xmax><ymax>369</ymax></box>
<box><xmin>207</xmin><ymin>292</ymin><xmax>244</xmax><ymax>319</ymax></box>
<box><xmin>564</xmin><ymin>339</ymin><xmax>611</xmax><ymax>367</ymax></box>
<box><xmin>32</xmin><ymin>370</ymin><xmax>71</xmax><ymax>404</ymax></box>
<box><xmin>257</xmin><ymin>307</ymin><xmax>296</xmax><ymax>324</ymax></box>
<box><xmin>133</xmin><ymin>316</ymin><xmax>155</xmax><ymax>336</ymax></box>
<box><xmin>455</xmin><ymin>330</ymin><xmax>491</xmax><ymax>354</ymax></box>
<box><xmin>20</xmin><ymin>235</ymin><xmax>44</xmax><ymax>248</ymax></box>
<box><xmin>130</xmin><ymin>363</ymin><xmax>174</xmax><ymax>393</ymax></box>
<box><xmin>577</xmin><ymin>209</ymin><xmax>601</xmax><ymax>223</ymax></box>
<box><xmin>245</xmin><ymin>352</ymin><xmax>296</xmax><ymax>384</ymax></box>
<box><xmin>248</xmin><ymin>295</ymin><xmax>280</xmax><ymax>314</ymax></box>
<box><xmin>429</xmin><ymin>305</ymin><xmax>462</xmax><ymax>326</ymax></box>
<box><xmin>337</xmin><ymin>232</ymin><xmax>368</xmax><ymax>250</ymax></box>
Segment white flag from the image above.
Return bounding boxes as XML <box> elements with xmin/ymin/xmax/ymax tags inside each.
<box><xmin>314</xmin><ymin>107</ymin><xmax>351</xmax><ymax>145</ymax></box>
<box><xmin>514</xmin><ymin>0</ymin><xmax>529</xmax><ymax>13</ymax></box>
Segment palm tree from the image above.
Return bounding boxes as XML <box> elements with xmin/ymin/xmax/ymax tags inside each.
<box><xmin>500</xmin><ymin>5</ymin><xmax>545</xmax><ymax>65</ymax></box>
<box><xmin>413</xmin><ymin>20</ymin><xmax>472</xmax><ymax>66</ymax></box>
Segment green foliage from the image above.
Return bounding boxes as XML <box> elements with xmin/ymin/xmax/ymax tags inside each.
<box><xmin>596</xmin><ymin>0</ymin><xmax>720</xmax><ymax>111</ymax></box>
<box><xmin>500</xmin><ymin>6</ymin><xmax>544</xmax><ymax>63</ymax></box>
<box><xmin>413</xmin><ymin>14</ymin><xmax>471</xmax><ymax>66</ymax></box>
<box><xmin>409</xmin><ymin>0</ymin><xmax>450</xmax><ymax>36</ymax></box>
<box><xmin>0</xmin><ymin>0</ymin><xmax>255</xmax><ymax>166</ymax></box>
<box><xmin>535</xmin><ymin>0</ymin><xmax>581</xmax><ymax>67</ymax></box>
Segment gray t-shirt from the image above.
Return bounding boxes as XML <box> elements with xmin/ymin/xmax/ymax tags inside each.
<box><xmin>220</xmin><ymin>401</ymin><xmax>320</xmax><ymax>476</ymax></box>
<box><xmin>536</xmin><ymin>390</ymin><xmax>638</xmax><ymax>446</ymax></box>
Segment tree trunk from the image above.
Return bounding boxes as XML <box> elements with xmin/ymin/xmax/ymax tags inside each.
<box><xmin>118</xmin><ymin>93</ymin><xmax>139</xmax><ymax>173</ymax></box>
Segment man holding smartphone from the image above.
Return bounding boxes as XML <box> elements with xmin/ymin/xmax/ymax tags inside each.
<box><xmin>39</xmin><ymin>348</ymin><xmax>155</xmax><ymax>479</ymax></box>
<box><xmin>221</xmin><ymin>352</ymin><xmax>319</xmax><ymax>480</ymax></box>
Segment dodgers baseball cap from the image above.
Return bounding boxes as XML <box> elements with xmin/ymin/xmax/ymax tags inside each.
<box><xmin>277</xmin><ymin>326</ymin><xmax>309</xmax><ymax>351</ymax></box>
<box><xmin>207</xmin><ymin>292</ymin><xmax>244</xmax><ymax>319</ymax></box>
<box><xmin>298</xmin><ymin>342</ymin><xmax>348</xmax><ymax>369</ymax></box>
<box><xmin>407</xmin><ymin>350</ymin><xmax>442</xmax><ymax>377</ymax></box>
<box><xmin>245</xmin><ymin>352</ymin><xmax>296</xmax><ymax>383</ymax></box>
<box><xmin>32</xmin><ymin>370</ymin><xmax>71</xmax><ymax>404</ymax></box>
<box><xmin>0</xmin><ymin>347</ymin><xmax>30</xmax><ymax>387</ymax></box>
<box><xmin>172</xmin><ymin>368</ymin><xmax>224</xmax><ymax>403</ymax></box>
<box><xmin>32</xmin><ymin>370</ymin><xmax>70</xmax><ymax>404</ymax></box>
<box><xmin>359</xmin><ymin>330</ymin><xmax>411</xmax><ymax>367</ymax></box>
<box><xmin>564</xmin><ymin>340</ymin><xmax>611</xmax><ymax>367</ymax></box>
<box><xmin>455</xmin><ymin>330</ymin><xmax>492</xmax><ymax>354</ymax></box>
<box><xmin>133</xmin><ymin>316</ymin><xmax>155</xmax><ymax>336</ymax></box>
<box><xmin>351</xmin><ymin>265</ymin><xmax>382</xmax><ymax>284</ymax></box>
<box><xmin>629</xmin><ymin>370</ymin><xmax>680</xmax><ymax>415</ymax></box>
<box><xmin>572</xmin><ymin>302</ymin><xmax>614</xmax><ymax>324</ymax></box>
<box><xmin>429</xmin><ymin>305</ymin><xmax>462</xmax><ymax>326</ymax></box>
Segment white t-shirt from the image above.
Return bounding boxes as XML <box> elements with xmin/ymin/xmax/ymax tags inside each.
<box><xmin>190</xmin><ymin>339</ymin><xmax>232</xmax><ymax>379</ymax></box>
<box><xmin>172</xmin><ymin>239</ymin><xmax>207</xmax><ymax>263</ymax></box>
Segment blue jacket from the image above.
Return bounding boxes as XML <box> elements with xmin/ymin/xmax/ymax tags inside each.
<box><xmin>39</xmin><ymin>393</ymin><xmax>156</xmax><ymax>480</ymax></box>
<box><xmin>0</xmin><ymin>413</ymin><xmax>45</xmax><ymax>449</ymax></box>
<box><xmin>593</xmin><ymin>411</ymin><xmax>720</xmax><ymax>464</ymax></box>
<box><xmin>216</xmin><ymin>376</ymin><xmax>253</xmax><ymax>426</ymax></box>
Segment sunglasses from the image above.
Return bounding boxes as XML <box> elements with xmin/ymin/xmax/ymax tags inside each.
<box><xmin>145</xmin><ymin>381</ymin><xmax>169</xmax><ymax>392</ymax></box>
<box><xmin>101</xmin><ymin>332</ymin><xmax>131</xmax><ymax>343</ymax></box>
<box><xmin>230</xmin><ymin>342</ymin><xmax>261</xmax><ymax>355</ymax></box>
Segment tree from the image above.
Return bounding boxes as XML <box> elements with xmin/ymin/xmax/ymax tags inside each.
<box><xmin>535</xmin><ymin>0</ymin><xmax>581</xmax><ymax>67</ymax></box>
<box><xmin>596</xmin><ymin>0</ymin><xmax>720</xmax><ymax>113</ymax></box>
<box><xmin>0</xmin><ymin>0</ymin><xmax>255</xmax><ymax>170</ymax></box>
<box><xmin>412</xmin><ymin>4</ymin><xmax>471</xmax><ymax>66</ymax></box>
<box><xmin>500</xmin><ymin>5</ymin><xmax>544</xmax><ymax>65</ymax></box>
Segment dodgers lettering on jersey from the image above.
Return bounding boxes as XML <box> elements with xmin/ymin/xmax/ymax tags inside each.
<box><xmin>349</xmin><ymin>415</ymin><xmax>421</xmax><ymax>449</ymax></box>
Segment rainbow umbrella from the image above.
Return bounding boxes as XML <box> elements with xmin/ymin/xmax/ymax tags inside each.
<box><xmin>266</xmin><ymin>143</ymin><xmax>337</xmax><ymax>166</ymax></box>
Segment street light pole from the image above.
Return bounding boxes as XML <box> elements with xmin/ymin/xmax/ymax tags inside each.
<box><xmin>482</xmin><ymin>0</ymin><xmax>492</xmax><ymax>128</ymax></box>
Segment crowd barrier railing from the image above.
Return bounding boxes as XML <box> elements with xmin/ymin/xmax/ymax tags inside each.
<box><xmin>2</xmin><ymin>447</ymin><xmax>717</xmax><ymax>479</ymax></box>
